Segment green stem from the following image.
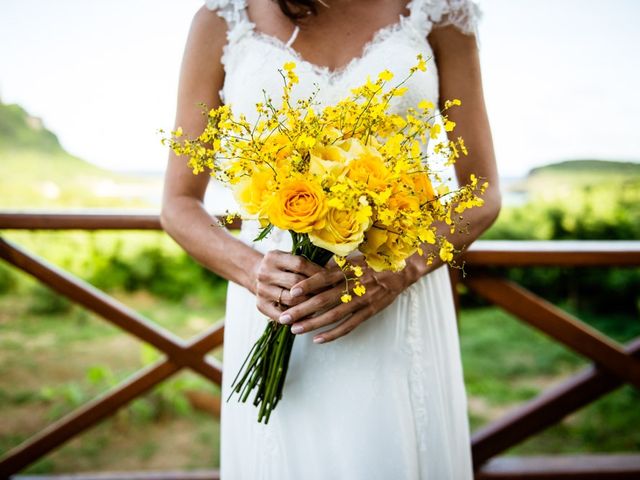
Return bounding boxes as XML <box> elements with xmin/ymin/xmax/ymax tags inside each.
<box><xmin>227</xmin><ymin>232</ymin><xmax>333</xmax><ymax>424</ymax></box>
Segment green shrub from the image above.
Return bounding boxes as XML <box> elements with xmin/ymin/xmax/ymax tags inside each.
<box><xmin>88</xmin><ymin>244</ymin><xmax>226</xmax><ymax>301</ymax></box>
<box><xmin>477</xmin><ymin>182</ymin><xmax>640</xmax><ymax>315</ymax></box>
<box><xmin>0</xmin><ymin>263</ymin><xmax>17</xmax><ymax>294</ymax></box>
<box><xmin>27</xmin><ymin>284</ymin><xmax>72</xmax><ymax>315</ymax></box>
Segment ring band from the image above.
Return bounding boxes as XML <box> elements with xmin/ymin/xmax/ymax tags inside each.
<box><xmin>277</xmin><ymin>287</ymin><xmax>284</xmax><ymax>306</ymax></box>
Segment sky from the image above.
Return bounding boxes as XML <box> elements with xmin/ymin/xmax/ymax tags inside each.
<box><xmin>1</xmin><ymin>0</ymin><xmax>639</xmax><ymax>178</ymax></box>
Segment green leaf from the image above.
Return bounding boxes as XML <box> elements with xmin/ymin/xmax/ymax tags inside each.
<box><xmin>253</xmin><ymin>223</ymin><xmax>274</xmax><ymax>242</ymax></box>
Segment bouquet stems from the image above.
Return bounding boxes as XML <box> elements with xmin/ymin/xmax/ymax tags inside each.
<box><xmin>227</xmin><ymin>231</ymin><xmax>332</xmax><ymax>424</ymax></box>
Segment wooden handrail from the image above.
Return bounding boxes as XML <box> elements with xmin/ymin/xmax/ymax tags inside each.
<box><xmin>476</xmin><ymin>454</ymin><xmax>640</xmax><ymax>479</ymax></box>
<box><xmin>0</xmin><ymin>211</ymin><xmax>241</xmax><ymax>230</ymax></box>
<box><xmin>0</xmin><ymin>211</ymin><xmax>163</xmax><ymax>230</ymax></box>
<box><xmin>2</xmin><ymin>212</ymin><xmax>639</xmax><ymax>265</ymax></box>
<box><xmin>463</xmin><ymin>240</ymin><xmax>640</xmax><ymax>266</ymax></box>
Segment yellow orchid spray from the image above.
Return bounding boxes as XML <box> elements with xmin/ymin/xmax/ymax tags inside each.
<box><xmin>162</xmin><ymin>54</ymin><xmax>487</xmax><ymax>423</ymax></box>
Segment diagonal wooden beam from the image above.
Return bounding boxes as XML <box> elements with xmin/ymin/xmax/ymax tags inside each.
<box><xmin>472</xmin><ymin>338</ymin><xmax>640</xmax><ymax>468</ymax></box>
<box><xmin>465</xmin><ymin>276</ymin><xmax>640</xmax><ymax>389</ymax></box>
<box><xmin>0</xmin><ymin>319</ymin><xmax>225</xmax><ymax>477</ymax></box>
<box><xmin>0</xmin><ymin>238</ymin><xmax>222</xmax><ymax>381</ymax></box>
<box><xmin>0</xmin><ymin>237</ymin><xmax>229</xmax><ymax>475</ymax></box>
<box><xmin>0</xmin><ymin>359</ymin><xmax>178</xmax><ymax>476</ymax></box>
<box><xmin>187</xmin><ymin>324</ymin><xmax>226</xmax><ymax>359</ymax></box>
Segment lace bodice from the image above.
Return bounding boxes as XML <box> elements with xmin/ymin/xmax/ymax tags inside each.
<box><xmin>204</xmin><ymin>0</ymin><xmax>481</xmax><ymax>249</ymax></box>
<box><xmin>205</xmin><ymin>0</ymin><xmax>481</xmax><ymax>45</ymax></box>
<box><xmin>204</xmin><ymin>0</ymin><xmax>481</xmax><ymax>102</ymax></box>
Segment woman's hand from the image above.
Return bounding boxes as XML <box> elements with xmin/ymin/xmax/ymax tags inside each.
<box><xmin>278</xmin><ymin>259</ymin><xmax>416</xmax><ymax>344</ymax></box>
<box><xmin>253</xmin><ymin>250</ymin><xmax>326</xmax><ymax>322</ymax></box>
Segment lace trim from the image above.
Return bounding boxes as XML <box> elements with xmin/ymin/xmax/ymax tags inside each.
<box><xmin>405</xmin><ymin>281</ymin><xmax>430</xmax><ymax>453</ymax></box>
<box><xmin>246</xmin><ymin>16</ymin><xmax>423</xmax><ymax>84</ymax></box>
<box><xmin>209</xmin><ymin>0</ymin><xmax>480</xmax><ymax>98</ymax></box>
<box><xmin>206</xmin><ymin>0</ymin><xmax>480</xmax><ymax>49</ymax></box>
<box><xmin>204</xmin><ymin>0</ymin><xmax>253</xmax><ymax>44</ymax></box>
<box><xmin>407</xmin><ymin>0</ymin><xmax>482</xmax><ymax>39</ymax></box>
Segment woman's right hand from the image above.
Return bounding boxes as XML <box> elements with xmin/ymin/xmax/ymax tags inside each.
<box><xmin>253</xmin><ymin>250</ymin><xmax>326</xmax><ymax>322</ymax></box>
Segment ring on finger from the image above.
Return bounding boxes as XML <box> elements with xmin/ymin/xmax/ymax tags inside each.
<box><xmin>276</xmin><ymin>287</ymin><xmax>284</xmax><ymax>307</ymax></box>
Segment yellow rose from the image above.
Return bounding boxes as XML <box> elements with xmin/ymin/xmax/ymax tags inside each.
<box><xmin>346</xmin><ymin>146</ymin><xmax>388</xmax><ymax>191</ymax></box>
<box><xmin>388</xmin><ymin>184</ymin><xmax>420</xmax><ymax>213</ymax></box>
<box><xmin>232</xmin><ymin>166</ymin><xmax>275</xmax><ymax>217</ymax></box>
<box><xmin>359</xmin><ymin>225</ymin><xmax>417</xmax><ymax>272</ymax></box>
<box><xmin>309</xmin><ymin>144</ymin><xmax>349</xmax><ymax>178</ymax></box>
<box><xmin>337</xmin><ymin>137</ymin><xmax>367</xmax><ymax>158</ymax></box>
<box><xmin>266</xmin><ymin>177</ymin><xmax>327</xmax><ymax>233</ymax></box>
<box><xmin>358</xmin><ymin>227</ymin><xmax>388</xmax><ymax>271</ymax></box>
<box><xmin>309</xmin><ymin>138</ymin><xmax>369</xmax><ymax>178</ymax></box>
<box><xmin>308</xmin><ymin>199</ymin><xmax>372</xmax><ymax>256</ymax></box>
<box><xmin>405</xmin><ymin>171</ymin><xmax>435</xmax><ymax>204</ymax></box>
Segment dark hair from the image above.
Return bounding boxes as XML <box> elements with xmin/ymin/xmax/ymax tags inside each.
<box><xmin>275</xmin><ymin>0</ymin><xmax>318</xmax><ymax>21</ymax></box>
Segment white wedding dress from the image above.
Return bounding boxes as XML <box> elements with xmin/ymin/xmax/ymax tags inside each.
<box><xmin>204</xmin><ymin>0</ymin><xmax>481</xmax><ymax>478</ymax></box>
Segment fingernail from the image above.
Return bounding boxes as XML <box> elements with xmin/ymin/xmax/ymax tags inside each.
<box><xmin>313</xmin><ymin>336</ymin><xmax>325</xmax><ymax>344</ymax></box>
<box><xmin>290</xmin><ymin>287</ymin><xmax>303</xmax><ymax>297</ymax></box>
<box><xmin>279</xmin><ymin>314</ymin><xmax>292</xmax><ymax>324</ymax></box>
<box><xmin>290</xmin><ymin>324</ymin><xmax>303</xmax><ymax>334</ymax></box>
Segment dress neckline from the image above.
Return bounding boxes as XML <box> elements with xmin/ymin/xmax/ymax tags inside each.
<box><xmin>240</xmin><ymin>0</ymin><xmax>423</xmax><ymax>83</ymax></box>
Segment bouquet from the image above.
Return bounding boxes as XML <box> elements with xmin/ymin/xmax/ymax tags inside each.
<box><xmin>162</xmin><ymin>55</ymin><xmax>487</xmax><ymax>423</ymax></box>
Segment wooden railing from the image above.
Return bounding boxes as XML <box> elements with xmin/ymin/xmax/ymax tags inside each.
<box><xmin>1</xmin><ymin>212</ymin><xmax>639</xmax><ymax>480</ymax></box>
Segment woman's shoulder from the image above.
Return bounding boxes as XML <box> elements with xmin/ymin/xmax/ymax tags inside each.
<box><xmin>188</xmin><ymin>4</ymin><xmax>229</xmax><ymax>52</ymax></box>
<box><xmin>194</xmin><ymin>3</ymin><xmax>229</xmax><ymax>28</ymax></box>
<box><xmin>177</xmin><ymin>5</ymin><xmax>228</xmax><ymax>99</ymax></box>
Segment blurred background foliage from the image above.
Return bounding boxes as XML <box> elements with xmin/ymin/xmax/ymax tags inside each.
<box><xmin>0</xmin><ymin>100</ymin><xmax>639</xmax><ymax>471</ymax></box>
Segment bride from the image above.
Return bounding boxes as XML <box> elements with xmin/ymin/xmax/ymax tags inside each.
<box><xmin>161</xmin><ymin>0</ymin><xmax>501</xmax><ymax>478</ymax></box>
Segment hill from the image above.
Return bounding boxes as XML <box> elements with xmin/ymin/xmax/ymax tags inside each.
<box><xmin>529</xmin><ymin>159</ymin><xmax>640</xmax><ymax>177</ymax></box>
<box><xmin>502</xmin><ymin>159</ymin><xmax>640</xmax><ymax>204</ymax></box>
<box><xmin>0</xmin><ymin>101</ymin><xmax>161</xmax><ymax>210</ymax></box>
<box><xmin>0</xmin><ymin>102</ymin><xmax>63</xmax><ymax>153</ymax></box>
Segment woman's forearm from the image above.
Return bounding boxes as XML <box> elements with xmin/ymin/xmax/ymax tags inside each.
<box><xmin>160</xmin><ymin>196</ymin><xmax>263</xmax><ymax>295</ymax></box>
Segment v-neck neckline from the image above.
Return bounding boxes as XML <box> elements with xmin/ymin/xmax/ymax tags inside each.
<box><xmin>242</xmin><ymin>1</ymin><xmax>419</xmax><ymax>83</ymax></box>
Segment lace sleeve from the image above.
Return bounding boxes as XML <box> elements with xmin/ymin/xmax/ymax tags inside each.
<box><xmin>408</xmin><ymin>0</ymin><xmax>482</xmax><ymax>40</ymax></box>
<box><xmin>437</xmin><ymin>0</ymin><xmax>481</xmax><ymax>36</ymax></box>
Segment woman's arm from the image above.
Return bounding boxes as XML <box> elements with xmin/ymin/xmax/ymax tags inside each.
<box><xmin>276</xmin><ymin>26</ymin><xmax>502</xmax><ymax>343</ymax></box>
<box><xmin>161</xmin><ymin>7</ymin><xmax>320</xmax><ymax>316</ymax></box>
<box><xmin>401</xmin><ymin>23</ymin><xmax>502</xmax><ymax>282</ymax></box>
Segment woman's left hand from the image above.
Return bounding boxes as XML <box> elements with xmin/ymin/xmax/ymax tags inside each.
<box><xmin>277</xmin><ymin>259</ymin><xmax>417</xmax><ymax>344</ymax></box>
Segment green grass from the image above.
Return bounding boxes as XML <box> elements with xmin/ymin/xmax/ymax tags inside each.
<box><xmin>0</xmin><ymin>228</ymin><xmax>638</xmax><ymax>471</ymax></box>
<box><xmin>0</xmin><ymin>149</ymin><xmax>162</xmax><ymax>209</ymax></box>
<box><xmin>1</xmin><ymin>284</ymin><xmax>638</xmax><ymax>472</ymax></box>
<box><xmin>0</xmin><ymin>289</ymin><xmax>224</xmax><ymax>473</ymax></box>
<box><xmin>460</xmin><ymin>306</ymin><xmax>640</xmax><ymax>453</ymax></box>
